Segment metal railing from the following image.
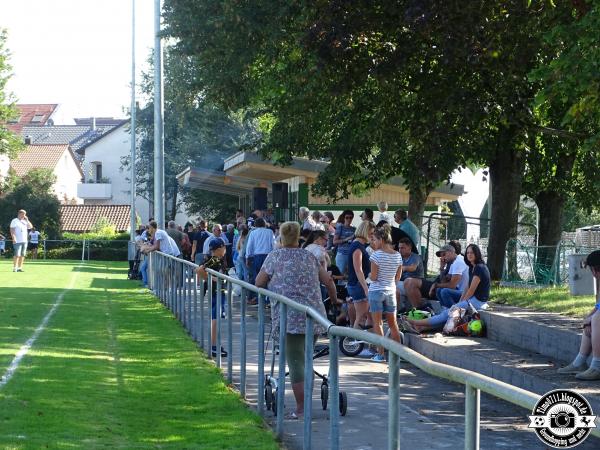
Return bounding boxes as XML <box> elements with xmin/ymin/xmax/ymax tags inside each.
<box><xmin>147</xmin><ymin>251</ymin><xmax>599</xmax><ymax>450</ymax></box>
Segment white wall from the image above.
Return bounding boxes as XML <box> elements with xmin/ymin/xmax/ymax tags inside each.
<box><xmin>53</xmin><ymin>149</ymin><xmax>83</xmax><ymax>204</ymax></box>
<box><xmin>0</xmin><ymin>154</ymin><xmax>9</xmax><ymax>182</ymax></box>
<box><xmin>81</xmin><ymin>125</ymin><xmax>193</xmax><ymax>227</ymax></box>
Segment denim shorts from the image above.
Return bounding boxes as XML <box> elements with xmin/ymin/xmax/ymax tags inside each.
<box><xmin>13</xmin><ymin>242</ymin><xmax>27</xmax><ymax>257</ymax></box>
<box><xmin>368</xmin><ymin>290</ymin><xmax>396</xmax><ymax>314</ymax></box>
<box><xmin>347</xmin><ymin>283</ymin><xmax>367</xmax><ymax>303</ymax></box>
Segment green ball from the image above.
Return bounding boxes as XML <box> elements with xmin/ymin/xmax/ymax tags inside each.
<box><xmin>469</xmin><ymin>320</ymin><xmax>483</xmax><ymax>334</ymax></box>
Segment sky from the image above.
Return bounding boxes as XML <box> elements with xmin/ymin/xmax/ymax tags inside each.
<box><xmin>1</xmin><ymin>0</ymin><xmax>156</xmax><ymax>123</ymax></box>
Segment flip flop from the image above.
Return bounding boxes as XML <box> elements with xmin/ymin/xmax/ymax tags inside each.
<box><xmin>284</xmin><ymin>411</ymin><xmax>302</xmax><ymax>420</ymax></box>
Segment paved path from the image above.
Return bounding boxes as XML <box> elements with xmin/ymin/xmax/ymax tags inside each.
<box><xmin>187</xmin><ymin>294</ymin><xmax>599</xmax><ymax>449</ymax></box>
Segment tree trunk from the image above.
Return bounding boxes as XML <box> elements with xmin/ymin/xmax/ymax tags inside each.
<box><xmin>487</xmin><ymin>145</ymin><xmax>525</xmax><ymax>280</ymax></box>
<box><xmin>534</xmin><ymin>190</ymin><xmax>567</xmax><ymax>284</ymax></box>
<box><xmin>408</xmin><ymin>184</ymin><xmax>432</xmax><ymax>229</ymax></box>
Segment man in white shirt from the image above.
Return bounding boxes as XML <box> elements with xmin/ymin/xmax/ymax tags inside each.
<box><xmin>28</xmin><ymin>227</ymin><xmax>41</xmax><ymax>259</ymax></box>
<box><xmin>10</xmin><ymin>209</ymin><xmax>33</xmax><ymax>272</ymax></box>
<box><xmin>433</xmin><ymin>244</ymin><xmax>469</xmax><ymax>308</ymax></box>
<box><xmin>140</xmin><ymin>221</ymin><xmax>181</xmax><ymax>288</ymax></box>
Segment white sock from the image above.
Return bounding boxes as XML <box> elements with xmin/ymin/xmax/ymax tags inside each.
<box><xmin>573</xmin><ymin>353</ymin><xmax>588</xmax><ymax>367</ymax></box>
<box><xmin>590</xmin><ymin>358</ymin><xmax>600</xmax><ymax>370</ymax></box>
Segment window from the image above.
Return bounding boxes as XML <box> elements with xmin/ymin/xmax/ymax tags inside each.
<box><xmin>95</xmin><ymin>163</ymin><xmax>103</xmax><ymax>182</ymax></box>
<box><xmin>31</xmin><ymin>114</ymin><xmax>45</xmax><ymax>123</ymax></box>
<box><xmin>7</xmin><ymin>115</ymin><xmax>20</xmax><ymax>124</ymax></box>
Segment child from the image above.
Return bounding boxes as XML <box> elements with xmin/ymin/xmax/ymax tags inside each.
<box><xmin>377</xmin><ymin>201</ymin><xmax>392</xmax><ymax>224</ymax></box>
<box><xmin>195</xmin><ymin>238</ymin><xmax>228</xmax><ymax>358</ymax></box>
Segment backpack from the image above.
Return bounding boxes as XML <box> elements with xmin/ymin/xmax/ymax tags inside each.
<box><xmin>442</xmin><ymin>302</ymin><xmax>485</xmax><ymax>337</ymax></box>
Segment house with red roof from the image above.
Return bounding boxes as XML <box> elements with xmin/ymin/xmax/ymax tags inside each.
<box><xmin>5</xmin><ymin>104</ymin><xmax>58</xmax><ymax>134</ymax></box>
<box><xmin>9</xmin><ymin>144</ymin><xmax>84</xmax><ymax>204</ymax></box>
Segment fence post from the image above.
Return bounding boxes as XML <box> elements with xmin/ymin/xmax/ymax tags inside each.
<box><xmin>207</xmin><ymin>275</ymin><xmax>213</xmax><ymax>358</ymax></box>
<box><xmin>81</xmin><ymin>239</ymin><xmax>86</xmax><ymax>262</ymax></box>
<box><xmin>303</xmin><ymin>317</ymin><xmax>314</xmax><ymax>450</ymax></box>
<box><xmin>43</xmin><ymin>240</ymin><xmax>46</xmax><ymax>260</ymax></box>
<box><xmin>388</xmin><ymin>352</ymin><xmax>400</xmax><ymax>450</ymax></box>
<box><xmin>199</xmin><ymin>277</ymin><xmax>206</xmax><ymax>350</ymax></box>
<box><xmin>276</xmin><ymin>302</ymin><xmax>287</xmax><ymax>439</ymax></box>
<box><xmin>240</xmin><ymin>288</ymin><xmax>247</xmax><ymax>398</ymax></box>
<box><xmin>216</xmin><ymin>277</ymin><xmax>222</xmax><ymax>368</ymax></box>
<box><xmin>465</xmin><ymin>384</ymin><xmax>480</xmax><ymax>450</ymax></box>
<box><xmin>226</xmin><ymin>280</ymin><xmax>233</xmax><ymax>385</ymax></box>
<box><xmin>192</xmin><ymin>269</ymin><xmax>198</xmax><ymax>341</ymax></box>
<box><xmin>329</xmin><ymin>334</ymin><xmax>340</xmax><ymax>450</ymax></box>
<box><xmin>257</xmin><ymin>293</ymin><xmax>266</xmax><ymax>417</ymax></box>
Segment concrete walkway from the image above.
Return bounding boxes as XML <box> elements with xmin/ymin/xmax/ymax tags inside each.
<box><xmin>190</xmin><ymin>295</ymin><xmax>599</xmax><ymax>449</ymax></box>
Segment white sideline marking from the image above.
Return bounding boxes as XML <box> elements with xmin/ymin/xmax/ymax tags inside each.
<box><xmin>0</xmin><ymin>267</ymin><xmax>80</xmax><ymax>389</ymax></box>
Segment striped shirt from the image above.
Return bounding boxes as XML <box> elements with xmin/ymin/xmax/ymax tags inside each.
<box><xmin>369</xmin><ymin>250</ymin><xmax>402</xmax><ymax>293</ymax></box>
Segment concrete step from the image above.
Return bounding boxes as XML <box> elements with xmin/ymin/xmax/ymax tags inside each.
<box><xmin>480</xmin><ymin>303</ymin><xmax>584</xmax><ymax>364</ymax></box>
<box><xmin>404</xmin><ymin>332</ymin><xmax>600</xmax><ymax>416</ymax></box>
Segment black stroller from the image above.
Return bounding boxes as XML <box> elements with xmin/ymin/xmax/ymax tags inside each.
<box><xmin>128</xmin><ymin>246</ymin><xmax>142</xmax><ymax>280</ymax></box>
<box><xmin>263</xmin><ymin>275</ymin><xmax>349</xmax><ymax>417</ymax></box>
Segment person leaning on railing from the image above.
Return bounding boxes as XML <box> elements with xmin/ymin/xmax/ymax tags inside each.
<box><xmin>255</xmin><ymin>221</ymin><xmax>337</xmax><ymax>420</ymax></box>
<box><xmin>557</xmin><ymin>250</ymin><xmax>600</xmax><ymax>381</ymax></box>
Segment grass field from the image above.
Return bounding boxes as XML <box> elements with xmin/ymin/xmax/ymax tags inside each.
<box><xmin>490</xmin><ymin>285</ymin><xmax>597</xmax><ymax>317</ymax></box>
<box><xmin>0</xmin><ymin>260</ymin><xmax>279</xmax><ymax>449</ymax></box>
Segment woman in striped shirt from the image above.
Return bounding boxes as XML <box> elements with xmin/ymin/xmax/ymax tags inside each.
<box><xmin>368</xmin><ymin>225</ymin><xmax>403</xmax><ymax>362</ymax></box>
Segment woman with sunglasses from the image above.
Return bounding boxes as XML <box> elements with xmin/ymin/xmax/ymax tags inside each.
<box><xmin>333</xmin><ymin>210</ymin><xmax>356</xmax><ymax>275</ymax></box>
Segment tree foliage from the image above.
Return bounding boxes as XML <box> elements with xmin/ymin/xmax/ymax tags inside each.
<box><xmin>0</xmin><ymin>169</ymin><xmax>61</xmax><ymax>238</ymax></box>
<box><xmin>0</xmin><ymin>29</ymin><xmax>22</xmax><ymax>157</ymax></box>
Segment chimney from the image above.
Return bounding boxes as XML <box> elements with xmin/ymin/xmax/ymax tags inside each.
<box><xmin>24</xmin><ymin>136</ymin><xmax>32</xmax><ymax>145</ymax></box>
<box><xmin>91</xmin><ymin>117</ymin><xmax>96</xmax><ymax>131</ymax></box>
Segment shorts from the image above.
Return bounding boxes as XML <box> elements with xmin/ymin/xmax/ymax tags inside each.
<box><xmin>347</xmin><ymin>283</ymin><xmax>367</xmax><ymax>303</ymax></box>
<box><xmin>28</xmin><ymin>242</ymin><xmax>39</xmax><ymax>250</ymax></box>
<box><xmin>13</xmin><ymin>242</ymin><xmax>27</xmax><ymax>257</ymax></box>
<box><xmin>368</xmin><ymin>290</ymin><xmax>397</xmax><ymax>314</ymax></box>
<box><xmin>419</xmin><ymin>279</ymin><xmax>436</xmax><ymax>299</ymax></box>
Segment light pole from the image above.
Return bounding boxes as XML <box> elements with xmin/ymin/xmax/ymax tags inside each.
<box><xmin>153</xmin><ymin>0</ymin><xmax>165</xmax><ymax>228</ymax></box>
<box><xmin>129</xmin><ymin>0</ymin><xmax>137</xmax><ymax>241</ymax></box>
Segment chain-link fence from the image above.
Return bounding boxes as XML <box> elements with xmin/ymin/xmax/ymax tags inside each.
<box><xmin>420</xmin><ymin>213</ymin><xmax>537</xmax><ymax>275</ymax></box>
<box><xmin>501</xmin><ymin>239</ymin><xmax>599</xmax><ymax>287</ymax></box>
<box><xmin>0</xmin><ymin>239</ymin><xmax>130</xmax><ymax>261</ymax></box>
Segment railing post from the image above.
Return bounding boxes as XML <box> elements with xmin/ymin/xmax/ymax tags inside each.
<box><xmin>43</xmin><ymin>239</ymin><xmax>46</xmax><ymax>260</ymax></box>
<box><xmin>303</xmin><ymin>316</ymin><xmax>314</xmax><ymax>450</ymax></box>
<box><xmin>207</xmin><ymin>275</ymin><xmax>213</xmax><ymax>358</ymax></box>
<box><xmin>276</xmin><ymin>302</ymin><xmax>287</xmax><ymax>439</ymax></box>
<box><xmin>388</xmin><ymin>352</ymin><xmax>400</xmax><ymax>450</ymax></box>
<box><xmin>465</xmin><ymin>384</ymin><xmax>480</xmax><ymax>450</ymax></box>
<box><xmin>192</xmin><ymin>269</ymin><xmax>198</xmax><ymax>341</ymax></box>
<box><xmin>216</xmin><ymin>277</ymin><xmax>222</xmax><ymax>368</ymax></box>
<box><xmin>199</xmin><ymin>277</ymin><xmax>205</xmax><ymax>350</ymax></box>
<box><xmin>240</xmin><ymin>288</ymin><xmax>247</xmax><ymax>398</ymax></box>
<box><xmin>329</xmin><ymin>334</ymin><xmax>340</xmax><ymax>450</ymax></box>
<box><xmin>226</xmin><ymin>280</ymin><xmax>233</xmax><ymax>385</ymax></box>
<box><xmin>257</xmin><ymin>293</ymin><xmax>265</xmax><ymax>417</ymax></box>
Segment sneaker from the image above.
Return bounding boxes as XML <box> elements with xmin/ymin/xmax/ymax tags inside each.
<box><xmin>358</xmin><ymin>348</ymin><xmax>375</xmax><ymax>357</ymax></box>
<box><xmin>371</xmin><ymin>354</ymin><xmax>386</xmax><ymax>363</ymax></box>
<box><xmin>557</xmin><ymin>363</ymin><xmax>587</xmax><ymax>374</ymax></box>
<box><xmin>16</xmin><ymin>268</ymin><xmax>24</xmax><ymax>272</ymax></box>
<box><xmin>575</xmin><ymin>367</ymin><xmax>600</xmax><ymax>381</ymax></box>
<box><xmin>211</xmin><ymin>346</ymin><xmax>228</xmax><ymax>358</ymax></box>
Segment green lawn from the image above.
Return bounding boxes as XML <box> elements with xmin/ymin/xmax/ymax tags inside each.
<box><xmin>490</xmin><ymin>285</ymin><xmax>597</xmax><ymax>317</ymax></box>
<box><xmin>0</xmin><ymin>260</ymin><xmax>279</xmax><ymax>449</ymax></box>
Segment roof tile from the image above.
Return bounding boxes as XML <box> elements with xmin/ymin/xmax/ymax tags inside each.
<box><xmin>60</xmin><ymin>204</ymin><xmax>131</xmax><ymax>232</ymax></box>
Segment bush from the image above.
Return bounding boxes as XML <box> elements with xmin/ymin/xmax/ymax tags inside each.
<box><xmin>44</xmin><ymin>247</ymin><xmax>82</xmax><ymax>260</ymax></box>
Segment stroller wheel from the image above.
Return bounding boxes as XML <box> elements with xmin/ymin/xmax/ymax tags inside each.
<box><xmin>339</xmin><ymin>391</ymin><xmax>348</xmax><ymax>416</ymax></box>
<box><xmin>265</xmin><ymin>384</ymin><xmax>273</xmax><ymax>411</ymax></box>
<box><xmin>320</xmin><ymin>382</ymin><xmax>329</xmax><ymax>410</ymax></box>
<box><xmin>339</xmin><ymin>336</ymin><xmax>364</xmax><ymax>357</ymax></box>
<box><xmin>272</xmin><ymin>387</ymin><xmax>278</xmax><ymax>416</ymax></box>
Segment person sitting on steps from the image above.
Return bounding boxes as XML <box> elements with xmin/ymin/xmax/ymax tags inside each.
<box><xmin>557</xmin><ymin>250</ymin><xmax>600</xmax><ymax>381</ymax></box>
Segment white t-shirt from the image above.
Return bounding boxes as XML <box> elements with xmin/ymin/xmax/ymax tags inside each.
<box><xmin>448</xmin><ymin>256</ymin><xmax>469</xmax><ymax>292</ymax></box>
<box><xmin>305</xmin><ymin>243</ymin><xmax>330</xmax><ymax>268</ymax></box>
<box><xmin>10</xmin><ymin>218</ymin><xmax>29</xmax><ymax>243</ymax></box>
<box><xmin>369</xmin><ymin>250</ymin><xmax>403</xmax><ymax>293</ymax></box>
<box><xmin>154</xmin><ymin>229</ymin><xmax>181</xmax><ymax>256</ymax></box>
<box><xmin>29</xmin><ymin>230</ymin><xmax>41</xmax><ymax>244</ymax></box>
<box><xmin>378</xmin><ymin>212</ymin><xmax>393</xmax><ymax>224</ymax></box>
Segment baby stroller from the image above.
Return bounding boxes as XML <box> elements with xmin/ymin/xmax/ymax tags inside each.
<box><xmin>128</xmin><ymin>247</ymin><xmax>142</xmax><ymax>280</ymax></box>
<box><xmin>263</xmin><ymin>287</ymin><xmax>349</xmax><ymax>417</ymax></box>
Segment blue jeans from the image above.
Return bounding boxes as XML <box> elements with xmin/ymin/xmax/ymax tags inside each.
<box><xmin>368</xmin><ymin>290</ymin><xmax>396</xmax><ymax>313</ymax></box>
<box><xmin>140</xmin><ymin>259</ymin><xmax>149</xmax><ymax>287</ymax></box>
<box><xmin>428</xmin><ymin>297</ymin><xmax>488</xmax><ymax>328</ymax></box>
<box><xmin>335</xmin><ymin>252</ymin><xmax>349</xmax><ymax>275</ymax></box>
<box><xmin>235</xmin><ymin>257</ymin><xmax>247</xmax><ymax>282</ymax></box>
<box><xmin>347</xmin><ymin>283</ymin><xmax>367</xmax><ymax>303</ymax></box>
<box><xmin>250</xmin><ymin>254</ymin><xmax>268</xmax><ymax>285</ymax></box>
<box><xmin>437</xmin><ymin>288</ymin><xmax>463</xmax><ymax>308</ymax></box>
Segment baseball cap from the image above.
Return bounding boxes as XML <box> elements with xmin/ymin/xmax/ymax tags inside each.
<box><xmin>436</xmin><ymin>244</ymin><xmax>455</xmax><ymax>257</ymax></box>
<box><xmin>209</xmin><ymin>238</ymin><xmax>225</xmax><ymax>252</ymax></box>
<box><xmin>585</xmin><ymin>250</ymin><xmax>600</xmax><ymax>268</ymax></box>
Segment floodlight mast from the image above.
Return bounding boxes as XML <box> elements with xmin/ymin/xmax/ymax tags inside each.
<box><xmin>130</xmin><ymin>0</ymin><xmax>137</xmax><ymax>242</ymax></box>
<box><xmin>153</xmin><ymin>0</ymin><xmax>165</xmax><ymax>228</ymax></box>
